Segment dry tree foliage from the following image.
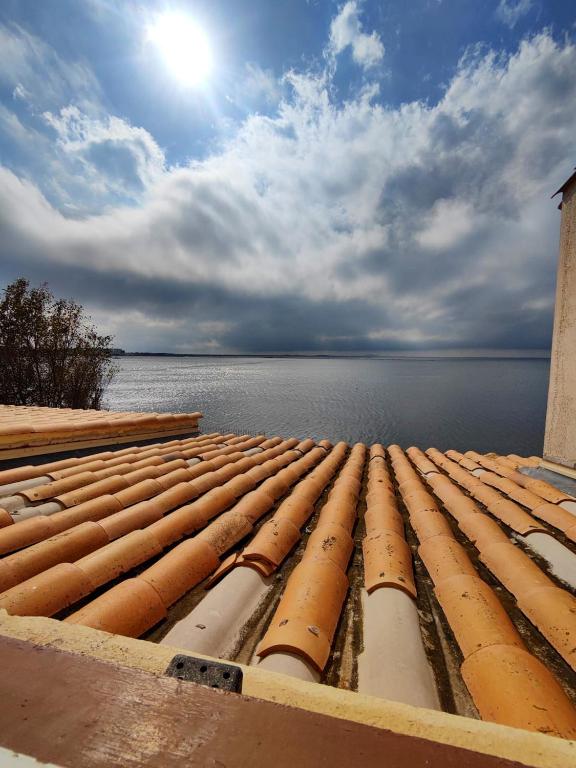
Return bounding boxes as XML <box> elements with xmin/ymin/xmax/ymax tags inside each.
<box><xmin>0</xmin><ymin>278</ymin><xmax>116</xmax><ymax>408</ymax></box>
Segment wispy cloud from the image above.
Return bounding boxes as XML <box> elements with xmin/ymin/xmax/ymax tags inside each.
<box><xmin>329</xmin><ymin>1</ymin><xmax>384</xmax><ymax>70</ymax></box>
<box><xmin>0</xmin><ymin>23</ymin><xmax>101</xmax><ymax>111</ymax></box>
<box><xmin>495</xmin><ymin>0</ymin><xmax>534</xmax><ymax>29</ymax></box>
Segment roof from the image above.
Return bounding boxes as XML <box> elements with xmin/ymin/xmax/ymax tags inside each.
<box><xmin>0</xmin><ymin>404</ymin><xmax>202</xmax><ymax>459</ymax></box>
<box><xmin>552</xmin><ymin>167</ymin><xmax>576</xmax><ymax>201</ymax></box>
<box><xmin>0</xmin><ymin>409</ymin><xmax>574</xmax><ymax>744</ymax></box>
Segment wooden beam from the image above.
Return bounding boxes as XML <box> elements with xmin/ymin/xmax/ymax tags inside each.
<box><xmin>0</xmin><ymin>612</ymin><xmax>571</xmax><ymax>768</ymax></box>
<box><xmin>0</xmin><ymin>634</ymin><xmax>545</xmax><ymax>768</ymax></box>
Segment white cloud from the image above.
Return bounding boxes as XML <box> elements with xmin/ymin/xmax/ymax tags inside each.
<box><xmin>42</xmin><ymin>106</ymin><xmax>166</xmax><ymax>193</ymax></box>
<box><xmin>495</xmin><ymin>0</ymin><xmax>534</xmax><ymax>29</ymax></box>
<box><xmin>329</xmin><ymin>2</ymin><xmax>384</xmax><ymax>70</ymax></box>
<box><xmin>0</xmin><ymin>29</ymin><xmax>574</xmax><ymax>351</ymax></box>
<box><xmin>417</xmin><ymin>200</ymin><xmax>476</xmax><ymax>250</ymax></box>
<box><xmin>0</xmin><ymin>23</ymin><xmax>154</xmax><ymax>213</ymax></box>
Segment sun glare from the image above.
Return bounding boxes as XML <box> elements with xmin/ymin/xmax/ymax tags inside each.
<box><xmin>148</xmin><ymin>13</ymin><xmax>213</xmax><ymax>87</ymax></box>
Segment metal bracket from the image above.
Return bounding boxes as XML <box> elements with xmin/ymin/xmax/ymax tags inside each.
<box><xmin>165</xmin><ymin>654</ymin><xmax>243</xmax><ymax>693</ymax></box>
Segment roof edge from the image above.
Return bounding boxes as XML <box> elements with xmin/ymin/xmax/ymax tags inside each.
<box><xmin>552</xmin><ymin>168</ymin><xmax>576</xmax><ymax>199</ymax></box>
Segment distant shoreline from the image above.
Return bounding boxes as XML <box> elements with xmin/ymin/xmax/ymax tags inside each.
<box><xmin>114</xmin><ymin>351</ymin><xmax>551</xmax><ymax>361</ymax></box>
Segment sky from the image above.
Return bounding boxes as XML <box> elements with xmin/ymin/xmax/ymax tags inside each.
<box><xmin>0</xmin><ymin>0</ymin><xmax>575</xmax><ymax>354</ymax></box>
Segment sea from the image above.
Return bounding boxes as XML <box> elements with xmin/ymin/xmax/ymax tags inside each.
<box><xmin>104</xmin><ymin>354</ymin><xmax>551</xmax><ymax>457</ymax></box>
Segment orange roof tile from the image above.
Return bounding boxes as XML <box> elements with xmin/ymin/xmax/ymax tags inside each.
<box><xmin>462</xmin><ymin>645</ymin><xmax>576</xmax><ymax>737</ymax></box>
<box><xmin>435</xmin><ymin>574</ymin><xmax>525</xmax><ymax>657</ymax></box>
<box><xmin>390</xmin><ymin>446</ymin><xmax>576</xmax><ymax>735</ymax></box>
<box><xmin>1</xmin><ymin>415</ymin><xmax>575</xmax><ymax>739</ymax></box>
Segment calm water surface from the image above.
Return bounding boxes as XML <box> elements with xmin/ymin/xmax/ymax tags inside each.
<box><xmin>105</xmin><ymin>356</ymin><xmax>550</xmax><ymax>456</ymax></box>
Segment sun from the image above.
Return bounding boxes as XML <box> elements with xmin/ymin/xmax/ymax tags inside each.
<box><xmin>147</xmin><ymin>13</ymin><xmax>213</xmax><ymax>87</ymax></box>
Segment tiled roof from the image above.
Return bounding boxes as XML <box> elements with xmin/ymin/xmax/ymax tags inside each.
<box><xmin>0</xmin><ymin>404</ymin><xmax>202</xmax><ymax>453</ymax></box>
<box><xmin>0</xmin><ymin>429</ymin><xmax>575</xmax><ymax>740</ymax></box>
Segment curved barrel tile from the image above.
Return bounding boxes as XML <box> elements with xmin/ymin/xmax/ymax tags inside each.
<box><xmin>224</xmin><ymin>443</ymin><xmax>348</xmax><ymax>575</ymax></box>
<box><xmin>390</xmin><ymin>447</ymin><xmax>576</xmax><ymax>735</ymax></box>
<box><xmin>138</xmin><ymin>539</ymin><xmax>220</xmax><ymax>607</ymax></box>
<box><xmin>64</xmin><ymin>440</ymin><xmax>323</xmax><ymax>636</ymax></box>
<box><xmin>97</xmin><ymin>500</ymin><xmax>165</xmax><ymax>540</ymax></box>
<box><xmin>531</xmin><ymin>502</ymin><xmax>576</xmax><ymax>534</ymax></box>
<box><xmin>242</xmin><ymin>517</ymin><xmax>301</xmax><ymax>567</ymax></box>
<box><xmin>274</xmin><ymin>496</ymin><xmax>315</xmax><ymax>528</ymax></box>
<box><xmin>483</xmin><ymin>498</ymin><xmax>546</xmax><ymax>535</ymax></box>
<box><xmin>0</xmin><ymin>508</ymin><xmax>13</xmax><ymax>527</ymax></box>
<box><xmin>76</xmin><ymin>529</ymin><xmax>162</xmax><ymax>587</ymax></box>
<box><xmin>461</xmin><ymin>645</ymin><xmax>576</xmax><ymax>738</ymax></box>
<box><xmin>434</xmin><ymin>574</ymin><xmax>524</xmax><ymax>658</ymax></box>
<box><xmin>256</xmin><ymin>558</ymin><xmax>349</xmax><ymax>671</ymax></box>
<box><xmin>479</xmin><ymin>541</ymin><xmax>552</xmax><ymax>596</ymax></box>
<box><xmin>196</xmin><ymin>510</ymin><xmax>256</xmax><ymax>555</ymax></box>
<box><xmin>416</xmin><ymin>450</ymin><xmax>576</xmax><ymax>674</ymax></box>
<box><xmin>363</xmin><ymin>530</ymin><xmax>416</xmax><ymax>597</ymax></box>
<box><xmin>17</xmin><ymin>472</ymin><xmax>97</xmax><ymax>504</ymax></box>
<box><xmin>0</xmin><ymin>515</ymin><xmax>55</xmax><ymax>556</ymax></box>
<box><xmin>520</xmin><ymin>478</ymin><xmax>574</xmax><ymax>505</ymax></box>
<box><xmin>0</xmin><ymin>562</ymin><xmax>94</xmax><ymax>617</ymax></box>
<box><xmin>64</xmin><ymin>578</ymin><xmax>167</xmax><ymax>637</ymax></box>
<box><xmin>0</xmin><ymin>522</ymin><xmax>109</xmax><ymax>587</ymax></box>
<box><xmin>304</xmin><ymin>520</ymin><xmax>354</xmax><ymax>571</ymax></box>
<box><xmin>113</xmin><ymin>478</ymin><xmax>164</xmax><ymax>507</ymax></box>
<box><xmin>517</xmin><ymin>586</ymin><xmax>576</xmax><ymax>671</ymax></box>
<box><xmin>409</xmin><ymin>508</ymin><xmax>454</xmax><ymax>542</ymax></box>
<box><xmin>418</xmin><ymin>535</ymin><xmax>477</xmax><ymax>585</ymax></box>
<box><xmin>406</xmin><ymin>446</ymin><xmax>441</xmax><ymax>475</ymax></box>
<box><xmin>256</xmin><ymin>444</ymin><xmax>366</xmax><ymax>671</ymax></box>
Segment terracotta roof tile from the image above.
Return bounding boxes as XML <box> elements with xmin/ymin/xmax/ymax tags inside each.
<box><xmin>52</xmin><ymin>440</ymin><xmax>323</xmax><ymax>630</ymax></box>
<box><xmin>418</xmin><ymin>534</ymin><xmax>478</xmax><ymax>584</ymax></box>
<box><xmin>0</xmin><ymin>522</ymin><xmax>109</xmax><ymax>589</ymax></box>
<box><xmin>426</xmin><ymin>453</ymin><xmax>550</xmax><ymax>537</ymax></box>
<box><xmin>437</xmin><ymin>573</ymin><xmax>525</xmax><ymax>656</ymax></box>
<box><xmin>137</xmin><ymin>539</ymin><xmax>220</xmax><ymax>607</ymax></box>
<box><xmin>363</xmin><ymin>530</ymin><xmax>416</xmax><ymax>597</ymax></box>
<box><xmin>1</xmin><ymin>414</ymin><xmax>574</xmax><ymax>739</ymax></box>
<box><xmin>229</xmin><ymin>444</ymin><xmax>349</xmax><ymax>575</ymax></box>
<box><xmin>462</xmin><ymin>645</ymin><xmax>576</xmax><ymax>737</ymax></box>
<box><xmin>406</xmin><ymin>446</ymin><xmax>441</xmax><ymax>475</ymax></box>
<box><xmin>65</xmin><ymin>577</ymin><xmax>168</xmax><ymax>637</ymax></box>
<box><xmin>242</xmin><ymin>517</ymin><xmax>301</xmax><ymax>567</ymax></box>
<box><xmin>517</xmin><ymin>586</ymin><xmax>576</xmax><ymax>671</ymax></box>
<box><xmin>0</xmin><ymin>405</ymin><xmax>202</xmax><ymax>452</ymax></box>
<box><xmin>479</xmin><ymin>541</ymin><xmax>554</xmax><ymax>595</ymax></box>
<box><xmin>390</xmin><ymin>447</ymin><xmax>576</xmax><ymax>736</ymax></box>
<box><xmin>256</xmin><ymin>444</ymin><xmax>366</xmax><ymax>670</ymax></box>
<box><xmin>418</xmin><ymin>450</ymin><xmax>576</xmax><ymax>672</ymax></box>
<box><xmin>0</xmin><ymin>562</ymin><xmax>94</xmax><ymax>617</ymax></box>
<box><xmin>531</xmin><ymin>502</ymin><xmax>576</xmax><ymax>537</ymax></box>
<box><xmin>76</xmin><ymin>529</ymin><xmax>163</xmax><ymax>588</ymax></box>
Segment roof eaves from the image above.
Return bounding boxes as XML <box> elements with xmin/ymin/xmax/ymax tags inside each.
<box><xmin>552</xmin><ymin>168</ymin><xmax>576</xmax><ymax>200</ymax></box>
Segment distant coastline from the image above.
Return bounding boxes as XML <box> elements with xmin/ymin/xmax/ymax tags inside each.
<box><xmin>113</xmin><ymin>350</ymin><xmax>551</xmax><ymax>361</ymax></box>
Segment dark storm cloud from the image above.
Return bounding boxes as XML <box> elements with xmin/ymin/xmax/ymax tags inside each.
<box><xmin>0</xmin><ymin>244</ymin><xmax>392</xmax><ymax>352</ymax></box>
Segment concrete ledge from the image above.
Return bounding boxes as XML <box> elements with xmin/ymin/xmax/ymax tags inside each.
<box><xmin>541</xmin><ymin>460</ymin><xmax>576</xmax><ymax>480</ymax></box>
<box><xmin>0</xmin><ymin>612</ymin><xmax>573</xmax><ymax>767</ymax></box>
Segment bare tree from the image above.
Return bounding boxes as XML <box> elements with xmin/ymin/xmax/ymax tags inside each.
<box><xmin>0</xmin><ymin>278</ymin><xmax>116</xmax><ymax>408</ymax></box>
